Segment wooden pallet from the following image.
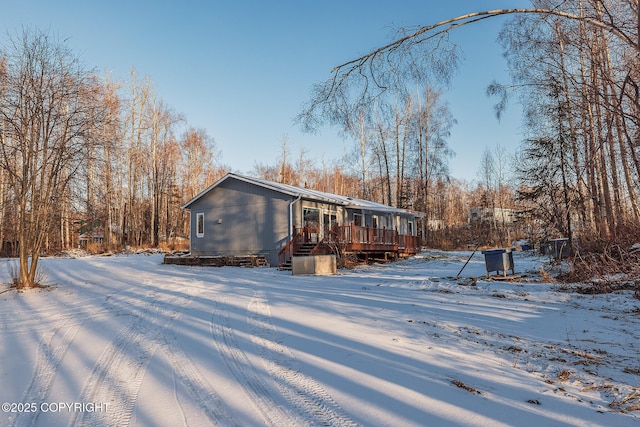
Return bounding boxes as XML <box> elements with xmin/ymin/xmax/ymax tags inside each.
<box><xmin>486</xmin><ymin>274</ymin><xmax>524</xmax><ymax>281</ymax></box>
<box><xmin>163</xmin><ymin>254</ymin><xmax>269</xmax><ymax>267</ymax></box>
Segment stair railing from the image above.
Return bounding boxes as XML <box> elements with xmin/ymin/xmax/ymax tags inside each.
<box><xmin>277</xmin><ymin>228</ymin><xmax>305</xmax><ymax>268</ymax></box>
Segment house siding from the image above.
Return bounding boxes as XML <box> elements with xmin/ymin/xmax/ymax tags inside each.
<box><xmin>183</xmin><ymin>173</ymin><xmax>423</xmax><ymax>267</ymax></box>
<box><xmin>188</xmin><ymin>178</ymin><xmax>291</xmax><ymax>265</ymax></box>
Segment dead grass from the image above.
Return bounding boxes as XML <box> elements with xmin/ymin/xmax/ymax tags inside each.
<box><xmin>158</xmin><ymin>241</ymin><xmax>189</xmax><ymax>252</ymax></box>
<box><xmin>557</xmin><ymin>370</ymin><xmax>572</xmax><ymax>382</ymax></box>
<box><xmin>8</xmin><ymin>261</ymin><xmax>50</xmax><ymax>289</ymax></box>
<box><xmin>86</xmin><ymin>242</ymin><xmax>106</xmax><ymax>254</ymax></box>
<box><xmin>538</xmin><ymin>267</ymin><xmax>555</xmax><ymax>283</ymax></box>
<box><xmin>581</xmin><ymin>384</ymin><xmax>615</xmax><ymax>393</ymax></box>
<box><xmin>451</xmin><ymin>380</ymin><xmax>481</xmax><ymax>394</ymax></box>
<box><xmin>558</xmin><ymin>226</ymin><xmax>640</xmax><ymax>295</ymax></box>
<box><xmin>609</xmin><ymin>390</ymin><xmax>640</xmax><ymax>411</ymax></box>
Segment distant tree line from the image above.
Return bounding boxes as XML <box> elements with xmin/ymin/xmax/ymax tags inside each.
<box><xmin>0</xmin><ymin>29</ymin><xmax>227</xmax><ymax>286</ymax></box>
<box><xmin>252</xmin><ymin>136</ymin><xmax>527</xmax><ymax>250</ymax></box>
<box><xmin>498</xmin><ymin>0</ymin><xmax>640</xmax><ymax>248</ymax></box>
<box><xmin>300</xmin><ymin>0</ymin><xmax>640</xmax><ymax>254</ymax></box>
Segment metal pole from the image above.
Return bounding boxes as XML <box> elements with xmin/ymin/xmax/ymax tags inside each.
<box><xmin>456</xmin><ymin>242</ymin><xmax>480</xmax><ymax>278</ymax></box>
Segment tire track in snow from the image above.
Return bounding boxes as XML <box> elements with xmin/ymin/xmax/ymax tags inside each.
<box><xmin>72</xmin><ymin>288</ymin><xmax>192</xmax><ymax>427</ymax></box>
<box><xmin>0</xmin><ymin>278</ymin><xmax>151</xmax><ymax>337</ymax></box>
<box><xmin>9</xmin><ymin>319</ymin><xmax>81</xmax><ymax>427</ymax></box>
<box><xmin>247</xmin><ymin>291</ymin><xmax>358</xmax><ymax>427</ymax></box>
<box><xmin>160</xmin><ymin>327</ymin><xmax>237</xmax><ymax>426</ymax></box>
<box><xmin>160</xmin><ymin>279</ymin><xmax>236</xmax><ymax>426</ymax></box>
<box><xmin>210</xmin><ymin>298</ymin><xmax>291</xmax><ymax>426</ymax></box>
<box><xmin>0</xmin><ymin>292</ymin><xmax>118</xmax><ymax>336</ymax></box>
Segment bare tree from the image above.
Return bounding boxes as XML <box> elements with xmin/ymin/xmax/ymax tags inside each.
<box><xmin>0</xmin><ymin>28</ymin><xmax>105</xmax><ymax>287</ymax></box>
<box><xmin>149</xmin><ymin>99</ymin><xmax>183</xmax><ymax>246</ymax></box>
<box><xmin>299</xmin><ymin>4</ymin><xmax>638</xmax><ymax>134</ymax></box>
<box><xmin>297</xmin><ymin>1</ymin><xmax>639</xmax><ymax>251</ymax></box>
<box><xmin>97</xmin><ymin>74</ymin><xmax>123</xmax><ymax>250</ymax></box>
<box><xmin>179</xmin><ymin>127</ymin><xmax>221</xmax><ymax>198</ymax></box>
<box><xmin>277</xmin><ymin>134</ymin><xmax>296</xmax><ymax>184</ymax></box>
<box><xmin>122</xmin><ymin>69</ymin><xmax>152</xmax><ymax>246</ymax></box>
<box><xmin>497</xmin><ymin>1</ymin><xmax>640</xmax><ymax>244</ymax></box>
<box><xmin>353</xmin><ymin>110</ymin><xmax>370</xmax><ymax>199</ymax></box>
<box><xmin>411</xmin><ymin>85</ymin><xmax>455</xmax><ymax>235</ymax></box>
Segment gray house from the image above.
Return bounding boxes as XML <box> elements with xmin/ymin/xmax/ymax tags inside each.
<box><xmin>181</xmin><ymin>173</ymin><xmax>421</xmax><ymax>267</ymax></box>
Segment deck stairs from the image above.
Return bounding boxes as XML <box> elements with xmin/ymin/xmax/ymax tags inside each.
<box><xmin>279</xmin><ymin>242</ymin><xmax>318</xmax><ymax>271</ymax></box>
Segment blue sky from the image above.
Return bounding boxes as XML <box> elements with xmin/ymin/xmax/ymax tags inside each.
<box><xmin>2</xmin><ymin>0</ymin><xmax>530</xmax><ymax>182</ymax></box>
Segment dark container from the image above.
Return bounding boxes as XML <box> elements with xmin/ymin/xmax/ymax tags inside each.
<box><xmin>481</xmin><ymin>248</ymin><xmax>515</xmax><ymax>277</ymax></box>
<box><xmin>549</xmin><ymin>238</ymin><xmax>570</xmax><ymax>259</ymax></box>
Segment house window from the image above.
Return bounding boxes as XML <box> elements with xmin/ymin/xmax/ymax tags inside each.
<box><xmin>196</xmin><ymin>212</ymin><xmax>205</xmax><ymax>238</ymax></box>
<box><xmin>354</xmin><ymin>213</ymin><xmax>363</xmax><ymax>227</ymax></box>
<box><xmin>303</xmin><ymin>207</ymin><xmax>320</xmax><ymax>243</ymax></box>
<box><xmin>408</xmin><ymin>221</ymin><xmax>414</xmax><ymax>235</ymax></box>
<box><xmin>303</xmin><ymin>208</ymin><xmax>320</xmax><ymax>233</ymax></box>
<box><xmin>323</xmin><ymin>211</ymin><xmax>337</xmax><ymax>231</ymax></box>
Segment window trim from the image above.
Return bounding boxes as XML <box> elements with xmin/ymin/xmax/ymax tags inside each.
<box><xmin>196</xmin><ymin>212</ymin><xmax>205</xmax><ymax>238</ymax></box>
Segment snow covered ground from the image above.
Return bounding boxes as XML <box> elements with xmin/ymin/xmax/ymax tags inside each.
<box><xmin>0</xmin><ymin>250</ymin><xmax>638</xmax><ymax>426</ymax></box>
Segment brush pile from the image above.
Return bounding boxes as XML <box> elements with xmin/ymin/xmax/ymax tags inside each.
<box><xmin>561</xmin><ymin>232</ymin><xmax>640</xmax><ymax>296</ymax></box>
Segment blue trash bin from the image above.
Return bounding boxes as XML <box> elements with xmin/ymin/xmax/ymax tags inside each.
<box><xmin>481</xmin><ymin>248</ymin><xmax>515</xmax><ymax>278</ymax></box>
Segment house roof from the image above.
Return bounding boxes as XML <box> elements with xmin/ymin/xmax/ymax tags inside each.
<box><xmin>182</xmin><ymin>172</ymin><xmax>421</xmax><ymax>217</ymax></box>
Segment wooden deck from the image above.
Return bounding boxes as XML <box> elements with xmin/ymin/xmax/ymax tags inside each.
<box><xmin>278</xmin><ymin>225</ymin><xmax>421</xmax><ymax>269</ymax></box>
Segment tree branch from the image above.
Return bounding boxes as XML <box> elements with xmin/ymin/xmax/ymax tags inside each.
<box><xmin>331</xmin><ymin>8</ymin><xmax>638</xmax><ymax>75</ymax></box>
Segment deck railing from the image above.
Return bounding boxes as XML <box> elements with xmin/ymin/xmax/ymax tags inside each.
<box><xmin>338</xmin><ymin>224</ymin><xmax>397</xmax><ymax>245</ymax></box>
<box><xmin>340</xmin><ymin>224</ymin><xmax>421</xmax><ymax>254</ymax></box>
<box><xmin>398</xmin><ymin>234</ymin><xmax>421</xmax><ymax>254</ymax></box>
<box><xmin>278</xmin><ymin>224</ymin><xmax>421</xmax><ymax>267</ymax></box>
